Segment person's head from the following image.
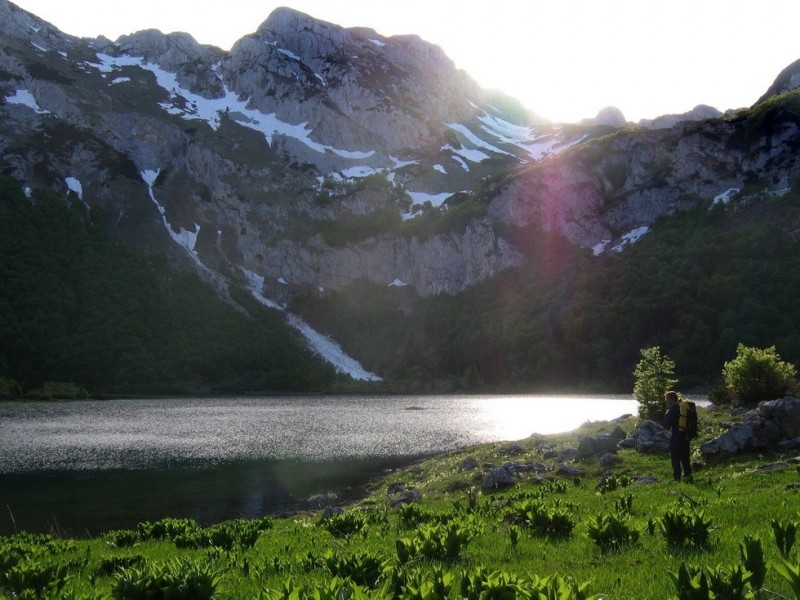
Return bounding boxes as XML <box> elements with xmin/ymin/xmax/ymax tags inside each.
<box><xmin>664</xmin><ymin>390</ymin><xmax>679</xmax><ymax>406</ymax></box>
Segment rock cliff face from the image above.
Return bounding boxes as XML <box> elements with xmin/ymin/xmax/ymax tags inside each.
<box><xmin>2</xmin><ymin>0</ymin><xmax>800</xmax><ymax>306</ymax></box>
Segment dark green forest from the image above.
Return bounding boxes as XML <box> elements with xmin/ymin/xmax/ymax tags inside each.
<box><xmin>291</xmin><ymin>183</ymin><xmax>800</xmax><ymax>393</ymax></box>
<box><xmin>0</xmin><ymin>178</ymin><xmax>336</xmax><ymax>396</ymax></box>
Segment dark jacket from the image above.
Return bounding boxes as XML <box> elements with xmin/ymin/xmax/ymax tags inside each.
<box><xmin>663</xmin><ymin>404</ymin><xmax>680</xmax><ymax>435</ymax></box>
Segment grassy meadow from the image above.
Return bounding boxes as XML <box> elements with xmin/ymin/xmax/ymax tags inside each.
<box><xmin>2</xmin><ymin>403</ymin><xmax>800</xmax><ymax>599</ymax></box>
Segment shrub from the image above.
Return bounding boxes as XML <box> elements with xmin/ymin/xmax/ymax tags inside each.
<box><xmin>668</xmin><ymin>562</ymin><xmax>754</xmax><ymax>599</ymax></box>
<box><xmin>323</xmin><ymin>550</ymin><xmax>388</xmax><ymax>588</ymax></box>
<box><xmin>105</xmin><ymin>529</ymin><xmax>140</xmax><ymax>548</ymax></box>
<box><xmin>722</xmin><ymin>344</ymin><xmax>797</xmax><ymax>404</ymax></box>
<box><xmin>660</xmin><ymin>506</ymin><xmax>713</xmax><ymax>549</ymax></box>
<box><xmin>739</xmin><ymin>535</ymin><xmax>767</xmax><ymax>591</ymax></box>
<box><xmin>771</xmin><ymin>518</ymin><xmax>798</xmax><ymax>559</ymax></box>
<box><xmin>633</xmin><ymin>346</ymin><xmax>678</xmax><ymax>421</ymax></box>
<box><xmin>396</xmin><ymin>521</ymin><xmax>476</xmax><ymax>563</ymax></box>
<box><xmin>0</xmin><ymin>376</ymin><xmax>22</xmax><ymax>399</ymax></box>
<box><xmin>1</xmin><ymin>560</ymin><xmax>72</xmax><ymax>598</ymax></box>
<box><xmin>111</xmin><ymin>558</ymin><xmax>222</xmax><ymax>600</ymax></box>
<box><xmin>587</xmin><ymin>513</ymin><xmax>640</xmax><ymax>552</ymax></box>
<box><xmin>321</xmin><ymin>511</ymin><xmax>367</xmax><ymax>537</ymax></box>
<box><xmin>506</xmin><ymin>499</ymin><xmax>575</xmax><ymax>539</ymax></box>
<box><xmin>773</xmin><ymin>557</ymin><xmax>800</xmax><ymax>599</ymax></box>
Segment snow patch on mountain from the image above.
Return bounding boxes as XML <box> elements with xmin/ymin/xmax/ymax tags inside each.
<box><xmin>65</xmin><ymin>177</ymin><xmax>83</xmax><ymax>199</ymax></box>
<box><xmin>407</xmin><ymin>191</ymin><xmax>455</xmax><ymax>208</ymax></box>
<box><xmin>442</xmin><ymin>144</ymin><xmax>489</xmax><ymax>164</ymax></box>
<box><xmin>713</xmin><ymin>188</ymin><xmax>740</xmax><ymax>206</ymax></box>
<box><xmin>445</xmin><ymin>122</ymin><xmax>512</xmax><ymax>157</ymax></box>
<box><xmin>611</xmin><ymin>226</ymin><xmax>650</xmax><ymax>252</ymax></box>
<box><xmin>141</xmin><ymin>169</ymin><xmax>201</xmax><ymax>260</ymax></box>
<box><xmin>90</xmin><ymin>53</ymin><xmax>374</xmax><ymax>159</ymax></box>
<box><xmin>242</xmin><ymin>268</ymin><xmax>381</xmax><ymax>381</ymax></box>
<box><xmin>5</xmin><ymin>89</ymin><xmax>49</xmax><ymax>114</ymax></box>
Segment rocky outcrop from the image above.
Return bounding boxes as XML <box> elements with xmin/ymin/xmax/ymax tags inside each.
<box><xmin>482</xmin><ymin>466</ymin><xmax>517</xmax><ymax>491</ymax></box>
<box><xmin>581</xmin><ymin>106</ymin><xmax>628</xmax><ymax>128</ymax></box>
<box><xmin>700</xmin><ymin>397</ymin><xmax>800</xmax><ymax>459</ymax></box>
<box><xmin>757</xmin><ymin>58</ymin><xmax>800</xmax><ymax>103</ymax></box>
<box><xmin>638</xmin><ymin>104</ymin><xmax>723</xmax><ymax>130</ymax></box>
<box><xmin>618</xmin><ymin>420</ymin><xmax>670</xmax><ymax>454</ymax></box>
<box><xmin>575</xmin><ymin>426</ymin><xmax>627</xmax><ymax>459</ymax></box>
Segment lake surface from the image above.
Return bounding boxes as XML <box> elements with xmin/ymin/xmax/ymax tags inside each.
<box><xmin>0</xmin><ymin>394</ymin><xmax>637</xmax><ymax>536</ymax></box>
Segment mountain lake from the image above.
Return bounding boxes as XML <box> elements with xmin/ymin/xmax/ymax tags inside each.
<box><xmin>0</xmin><ymin>394</ymin><xmax>639</xmax><ymax>536</ymax></box>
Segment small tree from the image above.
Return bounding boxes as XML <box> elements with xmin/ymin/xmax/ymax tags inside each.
<box><xmin>633</xmin><ymin>346</ymin><xmax>677</xmax><ymax>421</ymax></box>
<box><xmin>722</xmin><ymin>344</ymin><xmax>797</xmax><ymax>404</ymax></box>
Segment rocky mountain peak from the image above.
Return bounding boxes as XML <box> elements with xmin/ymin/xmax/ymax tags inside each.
<box><xmin>758</xmin><ymin>57</ymin><xmax>800</xmax><ymax>103</ymax></box>
<box><xmin>1</xmin><ymin>0</ymin><xmax>75</xmax><ymax>50</ymax></box>
<box><xmin>638</xmin><ymin>104</ymin><xmax>723</xmax><ymax>130</ymax></box>
<box><xmin>581</xmin><ymin>106</ymin><xmax>628</xmax><ymax>128</ymax></box>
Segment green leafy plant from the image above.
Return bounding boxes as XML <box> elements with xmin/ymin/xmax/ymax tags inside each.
<box><xmin>669</xmin><ymin>562</ymin><xmax>754</xmax><ymax>599</ymax></box>
<box><xmin>739</xmin><ymin>535</ymin><xmax>766</xmax><ymax>591</ymax></box>
<box><xmin>613</xmin><ymin>493</ymin><xmax>634</xmax><ymax>515</ymax></box>
<box><xmin>771</xmin><ymin>518</ymin><xmax>798</xmax><ymax>559</ymax></box>
<box><xmin>459</xmin><ymin>567</ymin><xmax>601</xmax><ymax>600</ymax></box>
<box><xmin>722</xmin><ymin>343</ymin><xmax>797</xmax><ymax>404</ymax></box>
<box><xmin>396</xmin><ymin>521</ymin><xmax>476</xmax><ymax>563</ymax></box>
<box><xmin>773</xmin><ymin>556</ymin><xmax>800</xmax><ymax>599</ymax></box>
<box><xmin>323</xmin><ymin>550</ymin><xmax>388</xmax><ymax>588</ymax></box>
<box><xmin>586</xmin><ymin>512</ymin><xmax>640</xmax><ymax>552</ymax></box>
<box><xmin>660</xmin><ymin>507</ymin><xmax>713</xmax><ymax>549</ymax></box>
<box><xmin>597</xmin><ymin>474</ymin><xmax>632</xmax><ymax>494</ymax></box>
<box><xmin>105</xmin><ymin>529</ymin><xmax>140</xmax><ymax>548</ymax></box>
<box><xmin>321</xmin><ymin>511</ymin><xmax>368</xmax><ymax>538</ymax></box>
<box><xmin>1</xmin><ymin>559</ymin><xmax>72</xmax><ymax>598</ymax></box>
<box><xmin>506</xmin><ymin>499</ymin><xmax>576</xmax><ymax>539</ymax></box>
<box><xmin>111</xmin><ymin>558</ymin><xmax>222</xmax><ymax>600</ymax></box>
<box><xmin>634</xmin><ymin>346</ymin><xmax>678</xmax><ymax>420</ymax></box>
<box><xmin>507</xmin><ymin>525</ymin><xmax>521</xmax><ymax>548</ymax></box>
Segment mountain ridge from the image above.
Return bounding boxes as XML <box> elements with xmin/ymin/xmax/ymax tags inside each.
<box><xmin>2</xmin><ymin>0</ymin><xmax>800</xmax><ymax>390</ymax></box>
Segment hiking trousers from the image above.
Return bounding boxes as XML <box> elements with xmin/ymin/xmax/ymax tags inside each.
<box><xmin>670</xmin><ymin>432</ymin><xmax>692</xmax><ymax>481</ymax></box>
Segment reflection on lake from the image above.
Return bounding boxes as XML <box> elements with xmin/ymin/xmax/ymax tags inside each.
<box><xmin>0</xmin><ymin>395</ymin><xmax>636</xmax><ymax>536</ymax></box>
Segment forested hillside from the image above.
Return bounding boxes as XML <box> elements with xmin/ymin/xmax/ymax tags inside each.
<box><xmin>0</xmin><ymin>178</ymin><xmax>336</xmax><ymax>395</ymax></box>
<box><xmin>291</xmin><ymin>183</ymin><xmax>800</xmax><ymax>392</ymax></box>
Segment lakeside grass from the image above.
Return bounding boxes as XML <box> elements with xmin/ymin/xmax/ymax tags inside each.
<box><xmin>2</xmin><ymin>404</ymin><xmax>799</xmax><ymax>599</ymax></box>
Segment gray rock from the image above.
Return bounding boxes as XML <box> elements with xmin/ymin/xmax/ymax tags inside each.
<box><xmin>387</xmin><ymin>482</ymin><xmax>407</xmax><ymax>494</ymax></box>
<box><xmin>778</xmin><ymin>437</ymin><xmax>800</xmax><ymax>450</ymax></box>
<box><xmin>526</xmin><ymin>462</ymin><xmax>549</xmax><ymax>473</ymax></box>
<box><xmin>458</xmin><ymin>458</ymin><xmax>479</xmax><ymax>471</ymax></box>
<box><xmin>482</xmin><ymin>466</ymin><xmax>517</xmax><ymax>491</ymax></box>
<box><xmin>389</xmin><ymin>489</ymin><xmax>421</xmax><ymax>507</ymax></box>
<box><xmin>628</xmin><ymin>420</ymin><xmax>670</xmax><ymax>454</ymax></box>
<box><xmin>634</xmin><ymin>476</ymin><xmax>658</xmax><ymax>484</ymax></box>
<box><xmin>499</xmin><ymin>443</ymin><xmax>527</xmax><ymax>456</ymax></box>
<box><xmin>321</xmin><ymin>506</ymin><xmax>345</xmax><ymax>519</ymax></box>
<box><xmin>575</xmin><ymin>428</ymin><xmax>626</xmax><ymax>459</ymax></box>
<box><xmin>754</xmin><ymin>461</ymin><xmax>789</xmax><ymax>473</ymax></box>
<box><xmin>701</xmin><ymin>397</ymin><xmax>800</xmax><ymax>459</ymax></box>
<box><xmin>599</xmin><ymin>453</ymin><xmax>621</xmax><ymax>467</ymax></box>
<box><xmin>557</xmin><ymin>447</ymin><xmax>578</xmax><ymax>462</ymax></box>
<box><xmin>555</xmin><ymin>465</ymin><xmax>583</xmax><ymax>477</ymax></box>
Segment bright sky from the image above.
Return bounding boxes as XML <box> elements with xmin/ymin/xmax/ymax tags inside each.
<box><xmin>11</xmin><ymin>0</ymin><xmax>800</xmax><ymax>123</ymax></box>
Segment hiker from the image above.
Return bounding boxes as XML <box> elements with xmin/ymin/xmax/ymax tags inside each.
<box><xmin>663</xmin><ymin>390</ymin><xmax>693</xmax><ymax>482</ymax></box>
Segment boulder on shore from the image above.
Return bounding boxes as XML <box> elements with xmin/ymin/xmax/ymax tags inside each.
<box><xmin>701</xmin><ymin>397</ymin><xmax>800</xmax><ymax>459</ymax></box>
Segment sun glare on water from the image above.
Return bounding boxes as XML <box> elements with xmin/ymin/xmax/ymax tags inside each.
<box><xmin>470</xmin><ymin>395</ymin><xmax>638</xmax><ymax>440</ymax></box>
